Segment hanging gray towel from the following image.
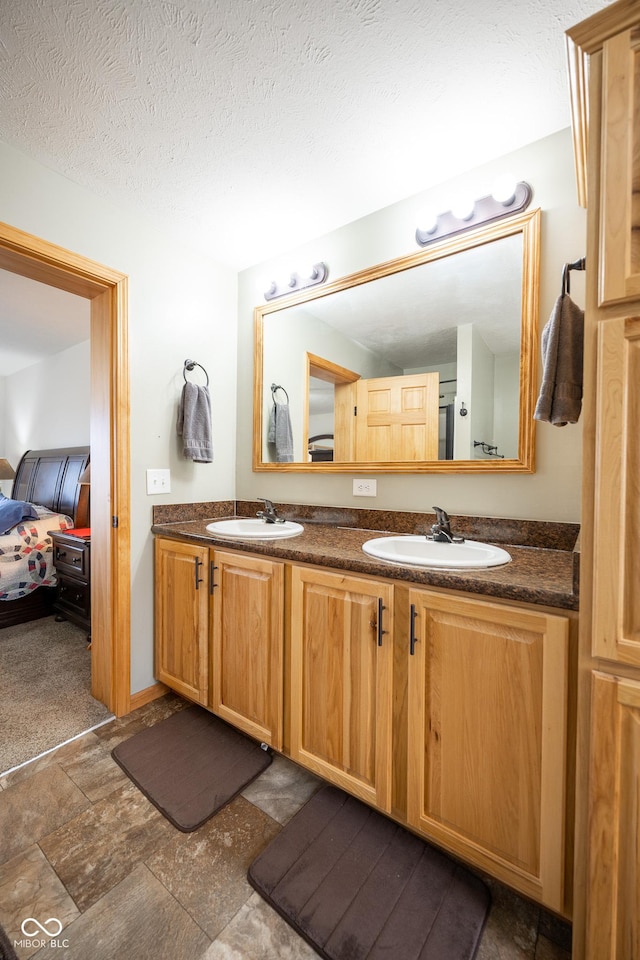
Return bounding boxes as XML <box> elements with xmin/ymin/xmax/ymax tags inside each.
<box><xmin>268</xmin><ymin>401</ymin><xmax>294</xmax><ymax>462</ymax></box>
<box><xmin>534</xmin><ymin>293</ymin><xmax>584</xmax><ymax>426</ymax></box>
<box><xmin>177</xmin><ymin>382</ymin><xmax>213</xmax><ymax>462</ymax></box>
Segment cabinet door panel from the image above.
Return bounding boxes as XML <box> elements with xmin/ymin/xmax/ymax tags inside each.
<box><xmin>600</xmin><ymin>28</ymin><xmax>640</xmax><ymax>305</ymax></box>
<box><xmin>592</xmin><ymin>316</ymin><xmax>640</xmax><ymax>666</ymax></box>
<box><xmin>211</xmin><ymin>550</ymin><xmax>284</xmax><ymax>749</ymax></box>
<box><xmin>586</xmin><ymin>673</ymin><xmax>640</xmax><ymax>959</ymax></box>
<box><xmin>407</xmin><ymin>589</ymin><xmax>568</xmax><ymax>911</ymax></box>
<box><xmin>290</xmin><ymin>566</ymin><xmax>393</xmax><ymax>811</ymax></box>
<box><xmin>155</xmin><ymin>538</ymin><xmax>208</xmax><ymax>705</ymax></box>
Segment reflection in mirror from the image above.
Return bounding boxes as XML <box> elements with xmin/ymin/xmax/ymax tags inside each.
<box><xmin>254</xmin><ymin>208</ymin><xmax>540</xmax><ymax>473</ymax></box>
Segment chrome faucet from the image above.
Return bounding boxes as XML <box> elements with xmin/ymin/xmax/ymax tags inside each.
<box><xmin>256</xmin><ymin>498</ymin><xmax>284</xmax><ymax>524</ymax></box>
<box><xmin>427</xmin><ymin>506</ymin><xmax>465</xmax><ymax>543</ymax></box>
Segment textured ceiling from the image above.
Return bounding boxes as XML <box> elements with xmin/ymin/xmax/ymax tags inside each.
<box><xmin>0</xmin><ymin>0</ymin><xmax>608</xmax><ymax>270</ymax></box>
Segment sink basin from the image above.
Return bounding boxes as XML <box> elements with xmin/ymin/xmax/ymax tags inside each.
<box><xmin>205</xmin><ymin>518</ymin><xmax>304</xmax><ymax>540</ymax></box>
<box><xmin>362</xmin><ymin>536</ymin><xmax>511</xmax><ymax>569</ymax></box>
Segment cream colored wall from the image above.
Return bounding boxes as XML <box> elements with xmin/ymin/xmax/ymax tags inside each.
<box><xmin>0</xmin><ymin>138</ymin><xmax>238</xmax><ymax>694</ymax></box>
<box><xmin>4</xmin><ymin>340</ymin><xmax>91</xmax><ymax>462</ymax></box>
<box><xmin>236</xmin><ymin>128</ymin><xmax>585</xmax><ymax>522</ymax></box>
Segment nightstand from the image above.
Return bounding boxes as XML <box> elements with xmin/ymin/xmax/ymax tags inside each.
<box><xmin>50</xmin><ymin>530</ymin><xmax>91</xmax><ymax>636</ymax></box>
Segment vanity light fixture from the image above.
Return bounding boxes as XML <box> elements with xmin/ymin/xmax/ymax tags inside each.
<box><xmin>416</xmin><ymin>181</ymin><xmax>532</xmax><ymax>247</ymax></box>
<box><xmin>264</xmin><ymin>262</ymin><xmax>329</xmax><ymax>301</ymax></box>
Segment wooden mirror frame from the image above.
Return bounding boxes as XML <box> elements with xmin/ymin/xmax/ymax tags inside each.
<box><xmin>253</xmin><ymin>207</ymin><xmax>541</xmax><ymax>473</ymax></box>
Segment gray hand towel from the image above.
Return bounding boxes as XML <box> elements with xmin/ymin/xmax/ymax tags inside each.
<box><xmin>534</xmin><ymin>293</ymin><xmax>584</xmax><ymax>426</ymax></box>
<box><xmin>267</xmin><ymin>401</ymin><xmax>294</xmax><ymax>462</ymax></box>
<box><xmin>177</xmin><ymin>382</ymin><xmax>213</xmax><ymax>462</ymax></box>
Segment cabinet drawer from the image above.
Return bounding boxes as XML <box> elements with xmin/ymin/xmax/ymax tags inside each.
<box><xmin>54</xmin><ymin>542</ymin><xmax>88</xmax><ymax>578</ymax></box>
<box><xmin>57</xmin><ymin>575</ymin><xmax>91</xmax><ymax>617</ymax></box>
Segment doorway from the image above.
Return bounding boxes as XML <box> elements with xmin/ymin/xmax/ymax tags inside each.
<box><xmin>0</xmin><ymin>220</ymin><xmax>131</xmax><ymax>716</ymax></box>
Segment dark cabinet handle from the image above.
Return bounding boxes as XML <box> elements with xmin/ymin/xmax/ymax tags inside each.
<box><xmin>409</xmin><ymin>603</ymin><xmax>418</xmax><ymax>655</ymax></box>
<box><xmin>209</xmin><ymin>561</ymin><xmax>218</xmax><ymax>593</ymax></box>
<box><xmin>377</xmin><ymin>597</ymin><xmax>387</xmax><ymax>646</ymax></box>
<box><xmin>194</xmin><ymin>557</ymin><xmax>204</xmax><ymax>590</ymax></box>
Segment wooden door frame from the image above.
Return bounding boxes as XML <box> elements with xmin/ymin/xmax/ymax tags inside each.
<box><xmin>0</xmin><ymin>221</ymin><xmax>131</xmax><ymax>716</ymax></box>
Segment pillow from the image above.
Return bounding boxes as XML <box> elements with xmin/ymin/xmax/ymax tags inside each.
<box><xmin>0</xmin><ymin>494</ymin><xmax>39</xmax><ymax>534</ymax></box>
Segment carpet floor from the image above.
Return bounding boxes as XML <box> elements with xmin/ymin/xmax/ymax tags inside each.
<box><xmin>0</xmin><ymin>615</ymin><xmax>113</xmax><ymax>774</ymax></box>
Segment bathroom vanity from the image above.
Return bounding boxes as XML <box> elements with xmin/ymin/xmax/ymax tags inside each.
<box><xmin>152</xmin><ymin>503</ymin><xmax>578</xmax><ymax>919</ymax></box>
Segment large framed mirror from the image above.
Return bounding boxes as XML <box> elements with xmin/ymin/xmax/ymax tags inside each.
<box><xmin>253</xmin><ymin>207</ymin><xmax>540</xmax><ymax>473</ymax></box>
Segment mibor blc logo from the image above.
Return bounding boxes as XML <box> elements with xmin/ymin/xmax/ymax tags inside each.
<box><xmin>21</xmin><ymin>918</ymin><xmax>63</xmax><ymax>937</ymax></box>
<box><xmin>16</xmin><ymin>917</ymin><xmax>69</xmax><ymax>949</ymax></box>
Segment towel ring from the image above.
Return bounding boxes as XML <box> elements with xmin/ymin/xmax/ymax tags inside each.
<box><xmin>561</xmin><ymin>257</ymin><xmax>585</xmax><ymax>297</ymax></box>
<box><xmin>271</xmin><ymin>382</ymin><xmax>289</xmax><ymax>403</ymax></box>
<box><xmin>183</xmin><ymin>359</ymin><xmax>209</xmax><ymax>387</ymax></box>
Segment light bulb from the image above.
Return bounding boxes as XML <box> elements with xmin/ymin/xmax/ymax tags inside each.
<box><xmin>491</xmin><ymin>175</ymin><xmax>518</xmax><ymax>205</ymax></box>
<box><xmin>451</xmin><ymin>196</ymin><xmax>475</xmax><ymax>221</ymax></box>
<box><xmin>417</xmin><ymin>210</ymin><xmax>438</xmax><ymax>235</ymax></box>
<box><xmin>296</xmin><ymin>265</ymin><xmax>319</xmax><ymax>281</ymax></box>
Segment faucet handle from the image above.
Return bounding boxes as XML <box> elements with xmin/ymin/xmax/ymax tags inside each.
<box><xmin>432</xmin><ymin>505</ymin><xmax>450</xmax><ymax>525</ymax></box>
<box><xmin>256</xmin><ymin>497</ymin><xmax>283</xmax><ymax>523</ymax></box>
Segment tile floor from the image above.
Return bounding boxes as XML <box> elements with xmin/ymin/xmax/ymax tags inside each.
<box><xmin>0</xmin><ymin>694</ymin><xmax>572</xmax><ymax>960</ymax></box>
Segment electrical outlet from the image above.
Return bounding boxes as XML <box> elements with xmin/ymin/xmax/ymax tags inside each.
<box><xmin>353</xmin><ymin>479</ymin><xmax>377</xmax><ymax>497</ymax></box>
<box><xmin>146</xmin><ymin>468</ymin><xmax>171</xmax><ymax>495</ymax></box>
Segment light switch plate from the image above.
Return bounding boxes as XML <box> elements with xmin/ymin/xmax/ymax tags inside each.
<box><xmin>146</xmin><ymin>468</ymin><xmax>171</xmax><ymax>495</ymax></box>
<box><xmin>353</xmin><ymin>479</ymin><xmax>377</xmax><ymax>497</ymax></box>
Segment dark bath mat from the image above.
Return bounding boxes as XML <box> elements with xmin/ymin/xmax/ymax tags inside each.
<box><xmin>112</xmin><ymin>705</ymin><xmax>271</xmax><ymax>831</ymax></box>
<box><xmin>248</xmin><ymin>784</ymin><xmax>491</xmax><ymax>960</ymax></box>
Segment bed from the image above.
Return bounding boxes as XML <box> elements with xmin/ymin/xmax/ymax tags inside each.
<box><xmin>0</xmin><ymin>446</ymin><xmax>90</xmax><ymax>629</ymax></box>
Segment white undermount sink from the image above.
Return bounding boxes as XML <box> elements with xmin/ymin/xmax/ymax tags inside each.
<box><xmin>362</xmin><ymin>535</ymin><xmax>511</xmax><ymax>569</ymax></box>
<box><xmin>205</xmin><ymin>518</ymin><xmax>304</xmax><ymax>540</ymax></box>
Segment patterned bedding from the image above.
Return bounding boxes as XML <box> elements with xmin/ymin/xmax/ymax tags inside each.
<box><xmin>0</xmin><ymin>508</ymin><xmax>74</xmax><ymax>601</ymax></box>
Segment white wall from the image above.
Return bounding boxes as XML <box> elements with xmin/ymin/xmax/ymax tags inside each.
<box><xmin>4</xmin><ymin>340</ymin><xmax>91</xmax><ymax>464</ymax></box>
<box><xmin>0</xmin><ymin>138</ymin><xmax>238</xmax><ymax>695</ymax></box>
<box><xmin>236</xmin><ymin>128</ymin><xmax>586</xmax><ymax>522</ymax></box>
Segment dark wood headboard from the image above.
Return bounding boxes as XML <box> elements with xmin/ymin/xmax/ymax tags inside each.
<box><xmin>11</xmin><ymin>446</ymin><xmax>90</xmax><ymax>526</ymax></box>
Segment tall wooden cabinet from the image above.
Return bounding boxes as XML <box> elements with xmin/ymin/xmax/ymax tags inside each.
<box><xmin>567</xmin><ymin>4</ymin><xmax>640</xmax><ymax>956</ymax></box>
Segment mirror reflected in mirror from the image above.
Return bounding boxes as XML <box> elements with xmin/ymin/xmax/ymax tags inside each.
<box><xmin>254</xmin><ymin>208</ymin><xmax>540</xmax><ymax>473</ymax></box>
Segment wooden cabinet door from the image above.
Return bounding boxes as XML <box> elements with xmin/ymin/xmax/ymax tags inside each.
<box><xmin>586</xmin><ymin>672</ymin><xmax>640</xmax><ymax>959</ymax></box>
<box><xmin>406</xmin><ymin>588</ymin><xmax>569</xmax><ymax>912</ymax></box>
<box><xmin>154</xmin><ymin>537</ymin><xmax>209</xmax><ymax>705</ymax></box>
<box><xmin>210</xmin><ymin>550</ymin><xmax>284</xmax><ymax>749</ymax></box>
<box><xmin>600</xmin><ymin>28</ymin><xmax>640</xmax><ymax>305</ymax></box>
<box><xmin>592</xmin><ymin>316</ymin><xmax>640</xmax><ymax>667</ymax></box>
<box><xmin>355</xmin><ymin>373</ymin><xmax>440</xmax><ymax>461</ymax></box>
<box><xmin>290</xmin><ymin>566</ymin><xmax>394</xmax><ymax>811</ymax></box>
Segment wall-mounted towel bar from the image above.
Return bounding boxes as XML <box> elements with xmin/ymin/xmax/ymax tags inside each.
<box><xmin>473</xmin><ymin>440</ymin><xmax>504</xmax><ymax>458</ymax></box>
<box><xmin>561</xmin><ymin>257</ymin><xmax>585</xmax><ymax>296</ymax></box>
<box><xmin>183</xmin><ymin>359</ymin><xmax>209</xmax><ymax>386</ymax></box>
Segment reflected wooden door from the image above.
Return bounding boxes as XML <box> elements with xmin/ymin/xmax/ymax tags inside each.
<box><xmin>355</xmin><ymin>373</ymin><xmax>439</xmax><ymax>461</ymax></box>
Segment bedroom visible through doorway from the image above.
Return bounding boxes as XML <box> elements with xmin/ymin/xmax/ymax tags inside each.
<box><xmin>0</xmin><ymin>220</ymin><xmax>130</xmax><ymax>719</ymax></box>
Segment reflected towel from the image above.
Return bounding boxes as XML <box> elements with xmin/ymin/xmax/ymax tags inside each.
<box><xmin>267</xmin><ymin>401</ymin><xmax>294</xmax><ymax>462</ymax></box>
<box><xmin>534</xmin><ymin>293</ymin><xmax>584</xmax><ymax>426</ymax></box>
<box><xmin>177</xmin><ymin>382</ymin><xmax>213</xmax><ymax>462</ymax></box>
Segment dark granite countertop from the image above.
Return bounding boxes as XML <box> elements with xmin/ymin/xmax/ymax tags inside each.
<box><xmin>151</xmin><ymin>501</ymin><xmax>579</xmax><ymax>611</ymax></box>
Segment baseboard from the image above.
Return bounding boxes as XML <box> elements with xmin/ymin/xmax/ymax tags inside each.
<box><xmin>129</xmin><ymin>681</ymin><xmax>170</xmax><ymax>712</ymax></box>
